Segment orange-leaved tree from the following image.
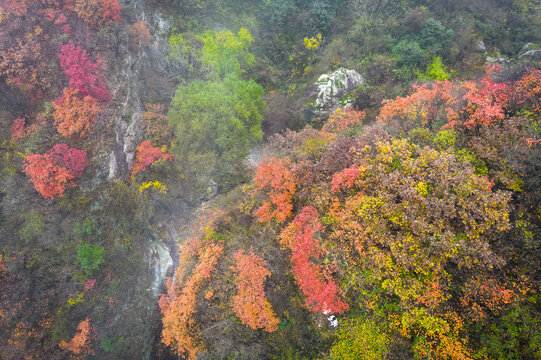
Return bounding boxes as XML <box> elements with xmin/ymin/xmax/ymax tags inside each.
<box><xmin>130</xmin><ymin>141</ymin><xmax>173</xmax><ymax>176</ymax></box>
<box><xmin>160</xmin><ymin>241</ymin><xmax>223</xmax><ymax>360</ymax></box>
<box><xmin>232</xmin><ymin>250</ymin><xmax>279</xmax><ymax>332</ymax></box>
<box><xmin>253</xmin><ymin>158</ymin><xmax>296</xmax><ymax>223</ymax></box>
<box><xmin>23</xmin><ymin>144</ymin><xmax>87</xmax><ymax>198</ymax></box>
<box><xmin>59</xmin><ymin>317</ymin><xmax>95</xmax><ymax>358</ymax></box>
<box><xmin>52</xmin><ymin>87</ymin><xmax>101</xmax><ymax>138</ymax></box>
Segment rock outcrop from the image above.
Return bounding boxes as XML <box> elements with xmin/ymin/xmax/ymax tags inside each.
<box><xmin>313</xmin><ymin>68</ymin><xmax>364</xmax><ymax>117</ymax></box>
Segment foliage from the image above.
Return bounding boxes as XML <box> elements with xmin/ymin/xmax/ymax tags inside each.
<box><xmin>419</xmin><ymin>56</ymin><xmax>451</xmax><ymax>81</ymax></box>
<box><xmin>46</xmin><ymin>144</ymin><xmax>88</xmax><ymax>179</ymax></box>
<box><xmin>58</xmin><ymin>42</ymin><xmax>110</xmax><ymax>103</ymax></box>
<box><xmin>142</xmin><ymin>104</ymin><xmax>173</xmax><ymax>147</ymax></box>
<box><xmin>130</xmin><ymin>21</ymin><xmax>151</xmax><ymax>49</ymax></box>
<box><xmin>392</xmin><ymin>40</ymin><xmax>426</xmax><ymax>69</ymax></box>
<box><xmin>52</xmin><ymin>87</ymin><xmax>101</xmax><ymax>138</ymax></box>
<box><xmin>168</xmin><ymin>74</ymin><xmax>265</xmax><ymax>186</ymax></box>
<box><xmin>130</xmin><ymin>141</ymin><xmax>173</xmax><ymax>176</ymax></box>
<box><xmin>139</xmin><ymin>181</ymin><xmax>168</xmax><ymax>194</ymax></box>
<box><xmin>304</xmin><ymin>34</ymin><xmax>322</xmax><ymax>50</ymax></box>
<box><xmin>197</xmin><ymin>28</ymin><xmax>255</xmax><ymax>76</ymax></box>
<box><xmin>232</xmin><ymin>250</ymin><xmax>279</xmax><ymax>332</ymax></box>
<box><xmin>322</xmin><ymin>108</ymin><xmax>366</xmax><ymax>134</ymax></box>
<box><xmin>74</xmin><ymin>0</ymin><xmax>121</xmax><ymax>27</ymax></box>
<box><xmin>160</xmin><ymin>241</ymin><xmax>223</xmax><ymax>359</ymax></box>
<box><xmin>253</xmin><ymin>158</ymin><xmax>296</xmax><ymax>223</ymax></box>
<box><xmin>329</xmin><ymin>317</ymin><xmax>390</xmax><ymax>360</ymax></box>
<box><xmin>59</xmin><ymin>318</ymin><xmax>95</xmax><ymax>358</ymax></box>
<box><xmin>280</xmin><ymin>206</ymin><xmax>348</xmax><ymax>314</ymax></box>
<box><xmin>415</xmin><ymin>18</ymin><xmax>454</xmax><ymax>56</ymax></box>
<box><xmin>76</xmin><ymin>244</ymin><xmax>105</xmax><ymax>274</ymax></box>
<box><xmin>23</xmin><ymin>152</ymin><xmax>75</xmax><ymax>198</ymax></box>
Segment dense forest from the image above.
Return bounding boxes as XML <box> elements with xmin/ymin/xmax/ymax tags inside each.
<box><xmin>0</xmin><ymin>0</ymin><xmax>541</xmax><ymax>359</ymax></box>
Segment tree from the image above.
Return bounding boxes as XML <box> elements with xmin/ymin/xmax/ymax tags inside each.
<box><xmin>74</xmin><ymin>0</ymin><xmax>121</xmax><ymax>27</ymax></box>
<box><xmin>76</xmin><ymin>244</ymin><xmax>105</xmax><ymax>274</ymax></box>
<box><xmin>52</xmin><ymin>87</ymin><xmax>101</xmax><ymax>138</ymax></box>
<box><xmin>22</xmin><ymin>144</ymin><xmax>87</xmax><ymax>198</ymax></box>
<box><xmin>253</xmin><ymin>158</ymin><xmax>296</xmax><ymax>223</ymax></box>
<box><xmin>23</xmin><ymin>153</ymin><xmax>74</xmax><ymax>199</ymax></box>
<box><xmin>329</xmin><ymin>317</ymin><xmax>390</xmax><ymax>360</ymax></box>
<box><xmin>46</xmin><ymin>144</ymin><xmax>88</xmax><ymax>178</ymax></box>
<box><xmin>130</xmin><ymin>140</ymin><xmax>173</xmax><ymax>176</ymax></box>
<box><xmin>168</xmin><ymin>74</ymin><xmax>265</xmax><ymax>186</ymax></box>
<box><xmin>58</xmin><ymin>42</ymin><xmax>110</xmax><ymax>103</ymax></box>
<box><xmin>160</xmin><ymin>243</ymin><xmax>223</xmax><ymax>359</ymax></box>
<box><xmin>232</xmin><ymin>250</ymin><xmax>279</xmax><ymax>332</ymax></box>
<box><xmin>280</xmin><ymin>206</ymin><xmax>348</xmax><ymax>314</ymax></box>
<box><xmin>59</xmin><ymin>318</ymin><xmax>96</xmax><ymax>358</ymax></box>
<box><xmin>130</xmin><ymin>21</ymin><xmax>151</xmax><ymax>50</ymax></box>
<box><xmin>197</xmin><ymin>27</ymin><xmax>255</xmax><ymax>77</ymax></box>
<box><xmin>322</xmin><ymin>108</ymin><xmax>366</xmax><ymax>134</ymax></box>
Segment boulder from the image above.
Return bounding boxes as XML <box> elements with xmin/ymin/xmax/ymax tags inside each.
<box><xmin>313</xmin><ymin>68</ymin><xmax>364</xmax><ymax>117</ymax></box>
<box><xmin>519</xmin><ymin>43</ymin><xmax>537</xmax><ymax>56</ymax></box>
<box><xmin>520</xmin><ymin>50</ymin><xmax>541</xmax><ymax>61</ymax></box>
<box><xmin>475</xmin><ymin>40</ymin><xmax>486</xmax><ymax>53</ymax></box>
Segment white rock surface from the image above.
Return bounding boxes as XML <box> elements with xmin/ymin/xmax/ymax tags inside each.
<box><xmin>314</xmin><ymin>68</ymin><xmax>364</xmax><ymax>117</ymax></box>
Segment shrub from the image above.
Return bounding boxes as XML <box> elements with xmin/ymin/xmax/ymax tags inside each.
<box><xmin>76</xmin><ymin>244</ymin><xmax>105</xmax><ymax>273</ymax></box>
<box><xmin>392</xmin><ymin>40</ymin><xmax>426</xmax><ymax>68</ymax></box>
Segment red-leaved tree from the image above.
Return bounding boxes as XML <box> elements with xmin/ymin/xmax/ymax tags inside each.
<box><xmin>58</xmin><ymin>42</ymin><xmax>110</xmax><ymax>102</ymax></box>
<box><xmin>130</xmin><ymin>141</ymin><xmax>173</xmax><ymax>176</ymax></box>
<box><xmin>46</xmin><ymin>144</ymin><xmax>88</xmax><ymax>178</ymax></box>
<box><xmin>280</xmin><ymin>206</ymin><xmax>348</xmax><ymax>314</ymax></box>
<box><xmin>23</xmin><ymin>144</ymin><xmax>88</xmax><ymax>198</ymax></box>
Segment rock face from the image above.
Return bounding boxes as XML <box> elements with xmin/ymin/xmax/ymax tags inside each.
<box><xmin>313</xmin><ymin>68</ymin><xmax>364</xmax><ymax>117</ymax></box>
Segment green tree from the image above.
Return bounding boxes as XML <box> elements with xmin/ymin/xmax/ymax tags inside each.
<box><xmin>392</xmin><ymin>40</ymin><xmax>426</xmax><ymax>68</ymax></box>
<box><xmin>197</xmin><ymin>28</ymin><xmax>255</xmax><ymax>77</ymax></box>
<box><xmin>76</xmin><ymin>244</ymin><xmax>105</xmax><ymax>274</ymax></box>
<box><xmin>168</xmin><ymin>74</ymin><xmax>265</xmax><ymax>188</ymax></box>
<box><xmin>329</xmin><ymin>317</ymin><xmax>389</xmax><ymax>360</ymax></box>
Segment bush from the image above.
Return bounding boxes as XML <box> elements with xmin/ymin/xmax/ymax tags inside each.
<box><xmin>392</xmin><ymin>40</ymin><xmax>426</xmax><ymax>68</ymax></box>
<box><xmin>416</xmin><ymin>18</ymin><xmax>454</xmax><ymax>56</ymax></box>
<box><xmin>76</xmin><ymin>244</ymin><xmax>105</xmax><ymax>273</ymax></box>
<box><xmin>419</xmin><ymin>56</ymin><xmax>451</xmax><ymax>81</ymax></box>
<box><xmin>329</xmin><ymin>317</ymin><xmax>389</xmax><ymax>360</ymax></box>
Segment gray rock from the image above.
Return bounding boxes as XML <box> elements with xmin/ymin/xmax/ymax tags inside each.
<box><xmin>519</xmin><ymin>43</ymin><xmax>537</xmax><ymax>56</ymax></box>
<box><xmin>486</xmin><ymin>55</ymin><xmax>511</xmax><ymax>65</ymax></box>
<box><xmin>520</xmin><ymin>50</ymin><xmax>541</xmax><ymax>61</ymax></box>
<box><xmin>313</xmin><ymin>68</ymin><xmax>364</xmax><ymax>117</ymax></box>
<box><xmin>476</xmin><ymin>40</ymin><xmax>486</xmax><ymax>53</ymax></box>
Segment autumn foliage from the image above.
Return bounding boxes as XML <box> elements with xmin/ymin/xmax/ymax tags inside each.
<box><xmin>159</xmin><ymin>243</ymin><xmax>223</xmax><ymax>359</ymax></box>
<box><xmin>74</xmin><ymin>0</ymin><xmax>121</xmax><ymax>27</ymax></box>
<box><xmin>130</xmin><ymin>141</ymin><xmax>173</xmax><ymax>176</ymax></box>
<box><xmin>280</xmin><ymin>206</ymin><xmax>348</xmax><ymax>314</ymax></box>
<box><xmin>253</xmin><ymin>158</ymin><xmax>296</xmax><ymax>223</ymax></box>
<box><xmin>59</xmin><ymin>318</ymin><xmax>95</xmax><ymax>358</ymax></box>
<box><xmin>232</xmin><ymin>250</ymin><xmax>279</xmax><ymax>332</ymax></box>
<box><xmin>23</xmin><ymin>144</ymin><xmax>87</xmax><ymax>198</ymax></box>
<box><xmin>322</xmin><ymin>108</ymin><xmax>366</xmax><ymax>133</ymax></box>
<box><xmin>52</xmin><ymin>87</ymin><xmax>101</xmax><ymax>138</ymax></box>
<box><xmin>58</xmin><ymin>42</ymin><xmax>110</xmax><ymax>103</ymax></box>
<box><xmin>130</xmin><ymin>21</ymin><xmax>152</xmax><ymax>49</ymax></box>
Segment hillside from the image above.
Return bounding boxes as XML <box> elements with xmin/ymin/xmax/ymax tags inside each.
<box><xmin>0</xmin><ymin>0</ymin><xmax>540</xmax><ymax>359</ymax></box>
